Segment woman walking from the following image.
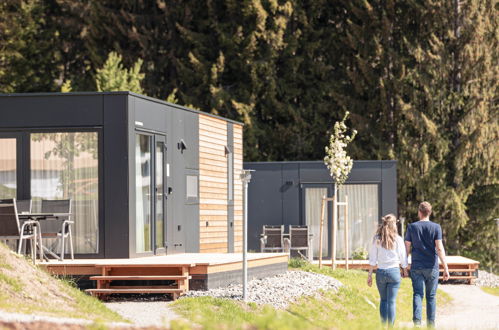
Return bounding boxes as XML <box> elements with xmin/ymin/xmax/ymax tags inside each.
<box><xmin>367</xmin><ymin>214</ymin><xmax>409</xmax><ymax>326</ymax></box>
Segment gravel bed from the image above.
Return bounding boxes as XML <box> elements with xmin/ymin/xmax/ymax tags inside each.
<box><xmin>182</xmin><ymin>270</ymin><xmax>342</xmax><ymax>309</ymax></box>
<box><xmin>474</xmin><ymin>270</ymin><xmax>499</xmax><ymax>288</ymax></box>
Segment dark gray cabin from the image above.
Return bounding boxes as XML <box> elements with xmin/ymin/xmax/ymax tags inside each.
<box><xmin>244</xmin><ymin>160</ymin><xmax>397</xmax><ymax>258</ymax></box>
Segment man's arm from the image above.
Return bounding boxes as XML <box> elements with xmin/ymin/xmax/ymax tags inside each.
<box><xmin>436</xmin><ymin>239</ymin><xmax>450</xmax><ymax>281</ymax></box>
<box><xmin>404</xmin><ymin>241</ymin><xmax>411</xmax><ymax>277</ymax></box>
<box><xmin>405</xmin><ymin>240</ymin><xmax>411</xmax><ymax>256</ymax></box>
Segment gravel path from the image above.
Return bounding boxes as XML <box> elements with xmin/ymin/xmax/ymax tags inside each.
<box><xmin>183</xmin><ymin>270</ymin><xmax>342</xmax><ymax>309</ymax></box>
<box><xmin>104</xmin><ymin>301</ymin><xmax>180</xmax><ymax>328</ymax></box>
<box><xmin>436</xmin><ymin>284</ymin><xmax>499</xmax><ymax>329</ymax></box>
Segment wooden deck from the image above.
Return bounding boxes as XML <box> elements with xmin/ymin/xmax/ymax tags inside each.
<box><xmin>313</xmin><ymin>256</ymin><xmax>479</xmax><ymax>284</ymax></box>
<box><xmin>41</xmin><ymin>253</ymin><xmax>289</xmax><ymax>299</ymax></box>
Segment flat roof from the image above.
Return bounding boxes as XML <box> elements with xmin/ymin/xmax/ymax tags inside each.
<box><xmin>0</xmin><ymin>91</ymin><xmax>244</xmax><ymax>126</ymax></box>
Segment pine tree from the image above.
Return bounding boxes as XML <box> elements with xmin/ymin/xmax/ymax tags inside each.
<box><xmin>95</xmin><ymin>52</ymin><xmax>144</xmax><ymax>93</ymax></box>
<box><xmin>0</xmin><ymin>0</ymin><xmax>58</xmax><ymax>92</ymax></box>
<box><xmin>403</xmin><ymin>0</ymin><xmax>499</xmax><ymax>261</ymax></box>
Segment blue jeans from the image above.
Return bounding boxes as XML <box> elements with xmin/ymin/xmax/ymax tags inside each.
<box><xmin>376</xmin><ymin>267</ymin><xmax>401</xmax><ymax>326</ymax></box>
<box><xmin>410</xmin><ymin>268</ymin><xmax>439</xmax><ymax>326</ymax></box>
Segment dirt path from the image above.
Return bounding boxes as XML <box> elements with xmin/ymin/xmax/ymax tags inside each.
<box><xmin>436</xmin><ymin>285</ymin><xmax>499</xmax><ymax>329</ymax></box>
<box><xmin>104</xmin><ymin>301</ymin><xmax>182</xmax><ymax>328</ymax></box>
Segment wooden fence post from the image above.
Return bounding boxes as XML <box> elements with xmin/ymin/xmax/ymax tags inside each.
<box><xmin>318</xmin><ymin>196</ymin><xmax>326</xmax><ymax>269</ymax></box>
<box><xmin>344</xmin><ymin>195</ymin><xmax>349</xmax><ymax>270</ymax></box>
<box><xmin>331</xmin><ymin>190</ymin><xmax>337</xmax><ymax>270</ymax></box>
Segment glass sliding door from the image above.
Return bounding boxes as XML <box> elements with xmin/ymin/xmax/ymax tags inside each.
<box><xmin>304</xmin><ymin>187</ymin><xmax>329</xmax><ymax>257</ymax></box>
<box><xmin>135</xmin><ymin>134</ymin><xmax>153</xmax><ymax>253</ymax></box>
<box><xmin>338</xmin><ymin>184</ymin><xmax>379</xmax><ymax>258</ymax></box>
<box><xmin>155</xmin><ymin>138</ymin><xmax>166</xmax><ymax>252</ymax></box>
<box><xmin>30</xmin><ymin>132</ymin><xmax>99</xmax><ymax>254</ymax></box>
<box><xmin>0</xmin><ymin>138</ymin><xmax>17</xmax><ymax>199</ymax></box>
<box><xmin>135</xmin><ymin>133</ymin><xmax>167</xmax><ymax>254</ymax></box>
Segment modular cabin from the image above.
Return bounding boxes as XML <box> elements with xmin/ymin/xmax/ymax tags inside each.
<box><xmin>244</xmin><ymin>161</ymin><xmax>397</xmax><ymax>258</ymax></box>
<box><xmin>0</xmin><ymin>92</ymin><xmax>245</xmax><ymax>259</ymax></box>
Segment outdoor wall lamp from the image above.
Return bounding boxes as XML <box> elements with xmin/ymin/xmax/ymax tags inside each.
<box><xmin>177</xmin><ymin>139</ymin><xmax>187</xmax><ymax>153</ymax></box>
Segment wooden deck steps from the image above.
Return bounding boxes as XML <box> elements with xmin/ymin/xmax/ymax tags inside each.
<box><xmin>86</xmin><ymin>288</ymin><xmax>184</xmax><ymax>294</ymax></box>
<box><xmin>90</xmin><ymin>275</ymin><xmax>191</xmax><ymax>281</ymax></box>
<box><xmin>85</xmin><ymin>265</ymin><xmax>191</xmax><ymax>300</ymax></box>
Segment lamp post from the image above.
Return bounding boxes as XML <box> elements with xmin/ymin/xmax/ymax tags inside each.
<box><xmin>240</xmin><ymin>169</ymin><xmax>254</xmax><ymax>301</ymax></box>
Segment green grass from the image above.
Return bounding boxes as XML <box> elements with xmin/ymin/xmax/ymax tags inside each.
<box><xmin>172</xmin><ymin>259</ymin><xmax>452</xmax><ymax>330</ymax></box>
<box><xmin>58</xmin><ymin>277</ymin><xmax>126</xmax><ymax>322</ymax></box>
<box><xmin>481</xmin><ymin>287</ymin><xmax>499</xmax><ymax>297</ymax></box>
<box><xmin>0</xmin><ymin>276</ymin><xmax>124</xmax><ymax>323</ymax></box>
<box><xmin>0</xmin><ymin>273</ymin><xmax>22</xmax><ymax>293</ymax></box>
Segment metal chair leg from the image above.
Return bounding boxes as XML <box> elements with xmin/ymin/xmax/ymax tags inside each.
<box><xmin>17</xmin><ymin>236</ymin><xmax>23</xmax><ymax>254</ymax></box>
<box><xmin>31</xmin><ymin>236</ymin><xmax>36</xmax><ymax>264</ymax></box>
<box><xmin>68</xmin><ymin>225</ymin><xmax>74</xmax><ymax>260</ymax></box>
<box><xmin>37</xmin><ymin>226</ymin><xmax>45</xmax><ymax>261</ymax></box>
<box><xmin>60</xmin><ymin>229</ymin><xmax>65</xmax><ymax>261</ymax></box>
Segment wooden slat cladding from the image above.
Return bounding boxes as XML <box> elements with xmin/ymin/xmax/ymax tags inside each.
<box><xmin>199</xmin><ymin>115</ymin><xmax>228</xmax><ymax>252</ymax></box>
<box><xmin>233</xmin><ymin>124</ymin><xmax>244</xmax><ymax>252</ymax></box>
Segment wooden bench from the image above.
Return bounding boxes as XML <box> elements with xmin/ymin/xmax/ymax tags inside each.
<box><xmin>437</xmin><ymin>256</ymin><xmax>479</xmax><ymax>284</ymax></box>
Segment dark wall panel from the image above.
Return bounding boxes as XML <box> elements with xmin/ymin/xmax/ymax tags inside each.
<box><xmin>133</xmin><ymin>96</ymin><xmax>168</xmax><ymax>132</ymax></box>
<box><xmin>282</xmin><ymin>163</ymin><xmax>300</xmax><ymax>226</ymax></box>
<box><xmin>246</xmin><ymin>163</ymin><xmax>283</xmax><ymax>251</ymax></box>
<box><xmin>0</xmin><ymin>95</ymin><xmax>103</xmax><ymax>128</ymax></box>
<box><xmin>183</xmin><ymin>112</ymin><xmax>200</xmax><ymax>253</ymax></box>
<box><xmin>183</xmin><ymin>111</ymin><xmax>200</xmax><ymax>170</ymax></box>
<box><xmin>103</xmin><ymin>95</ymin><xmax>130</xmax><ymax>258</ymax></box>
<box><xmin>170</xmin><ymin>109</ymin><xmax>186</xmax><ymax>253</ymax></box>
<box><xmin>348</xmin><ymin>161</ymin><xmax>382</xmax><ymax>182</ymax></box>
<box><xmin>299</xmin><ymin>162</ymin><xmax>332</xmax><ymax>183</ymax></box>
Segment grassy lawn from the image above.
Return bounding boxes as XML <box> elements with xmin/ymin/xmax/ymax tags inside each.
<box><xmin>171</xmin><ymin>259</ymin><xmax>451</xmax><ymax>330</ymax></box>
<box><xmin>0</xmin><ymin>245</ymin><xmax>125</xmax><ymax>324</ymax></box>
<box><xmin>481</xmin><ymin>287</ymin><xmax>499</xmax><ymax>297</ymax></box>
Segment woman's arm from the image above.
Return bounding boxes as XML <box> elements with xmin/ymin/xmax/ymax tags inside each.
<box><xmin>398</xmin><ymin>237</ymin><xmax>409</xmax><ymax>277</ymax></box>
<box><xmin>367</xmin><ymin>265</ymin><xmax>375</xmax><ymax>287</ymax></box>
<box><xmin>367</xmin><ymin>239</ymin><xmax>377</xmax><ymax>286</ymax></box>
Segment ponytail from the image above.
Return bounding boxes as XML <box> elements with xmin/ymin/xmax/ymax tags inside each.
<box><xmin>375</xmin><ymin>214</ymin><xmax>398</xmax><ymax>250</ymax></box>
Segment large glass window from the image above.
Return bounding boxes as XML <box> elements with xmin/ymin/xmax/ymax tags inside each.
<box><xmin>305</xmin><ymin>187</ymin><xmax>329</xmax><ymax>257</ymax></box>
<box><xmin>338</xmin><ymin>184</ymin><xmax>379</xmax><ymax>258</ymax></box>
<box><xmin>136</xmin><ymin>134</ymin><xmax>152</xmax><ymax>253</ymax></box>
<box><xmin>30</xmin><ymin>132</ymin><xmax>99</xmax><ymax>254</ymax></box>
<box><xmin>0</xmin><ymin>138</ymin><xmax>16</xmax><ymax>199</ymax></box>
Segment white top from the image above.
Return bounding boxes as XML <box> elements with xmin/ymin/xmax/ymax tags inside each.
<box><xmin>369</xmin><ymin>235</ymin><xmax>408</xmax><ymax>269</ymax></box>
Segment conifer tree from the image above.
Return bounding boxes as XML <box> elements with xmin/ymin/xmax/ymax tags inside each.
<box><xmin>95</xmin><ymin>52</ymin><xmax>144</xmax><ymax>93</ymax></box>
<box><xmin>403</xmin><ymin>0</ymin><xmax>498</xmax><ymax>258</ymax></box>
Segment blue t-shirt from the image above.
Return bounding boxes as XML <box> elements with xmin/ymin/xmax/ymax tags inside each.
<box><xmin>404</xmin><ymin>220</ymin><xmax>442</xmax><ymax>270</ymax></box>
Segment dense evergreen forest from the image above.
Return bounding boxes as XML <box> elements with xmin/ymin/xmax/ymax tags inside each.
<box><xmin>1</xmin><ymin>0</ymin><xmax>497</xmax><ymax>271</ymax></box>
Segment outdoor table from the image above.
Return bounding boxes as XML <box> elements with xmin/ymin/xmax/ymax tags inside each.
<box><xmin>18</xmin><ymin>212</ymin><xmax>72</xmax><ymax>261</ymax></box>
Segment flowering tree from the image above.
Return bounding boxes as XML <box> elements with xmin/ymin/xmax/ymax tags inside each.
<box><xmin>324</xmin><ymin>111</ymin><xmax>357</xmax><ymax>186</ymax></box>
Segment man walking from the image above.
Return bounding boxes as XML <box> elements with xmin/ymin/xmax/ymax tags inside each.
<box><xmin>405</xmin><ymin>202</ymin><xmax>450</xmax><ymax>327</ymax></box>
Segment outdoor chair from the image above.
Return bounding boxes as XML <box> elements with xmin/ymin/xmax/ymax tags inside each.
<box><xmin>41</xmin><ymin>199</ymin><xmax>74</xmax><ymax>260</ymax></box>
<box><xmin>16</xmin><ymin>199</ymin><xmax>32</xmax><ymax>214</ymax></box>
<box><xmin>0</xmin><ymin>198</ymin><xmax>39</xmax><ymax>262</ymax></box>
<box><xmin>288</xmin><ymin>225</ymin><xmax>313</xmax><ymax>261</ymax></box>
<box><xmin>260</xmin><ymin>225</ymin><xmax>285</xmax><ymax>253</ymax></box>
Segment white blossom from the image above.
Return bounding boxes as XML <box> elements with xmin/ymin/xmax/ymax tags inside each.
<box><xmin>324</xmin><ymin>111</ymin><xmax>357</xmax><ymax>186</ymax></box>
